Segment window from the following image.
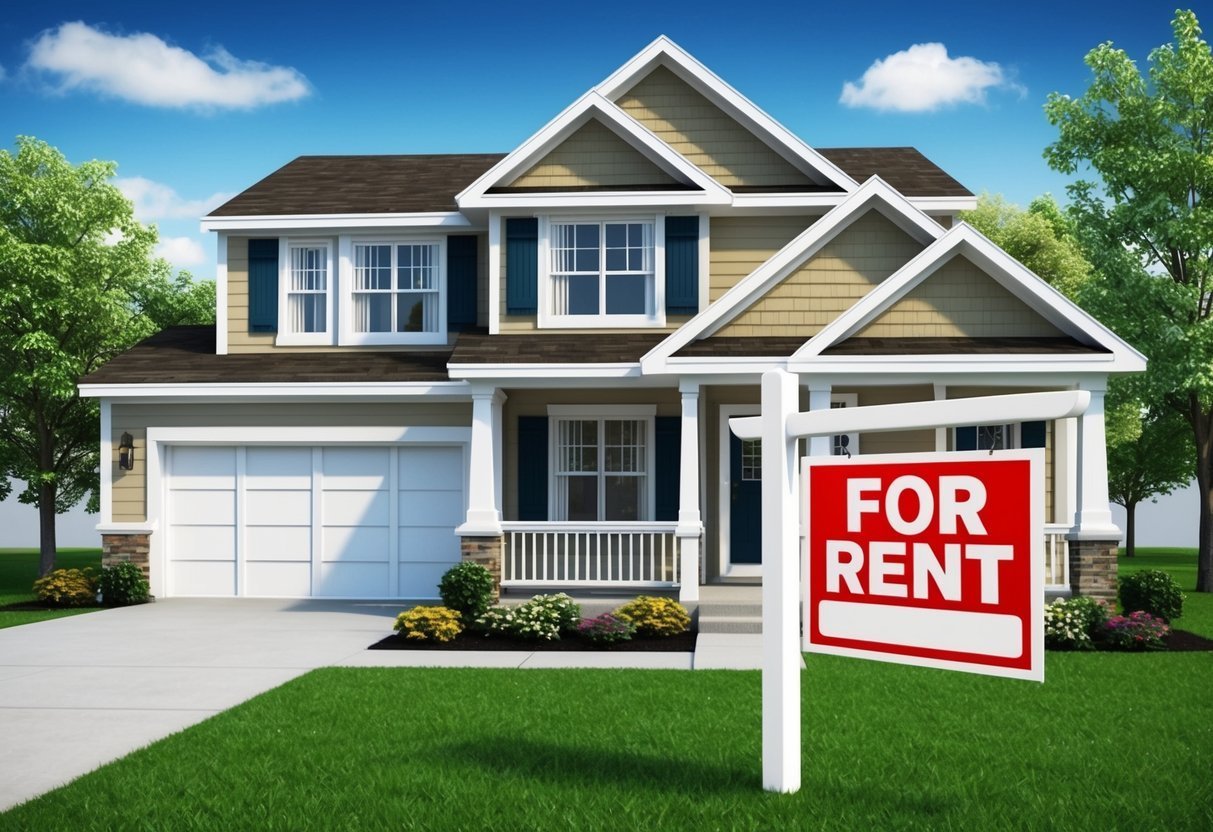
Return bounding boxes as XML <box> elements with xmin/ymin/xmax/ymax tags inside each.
<box><xmin>741</xmin><ymin>439</ymin><xmax>762</xmax><ymax>481</ymax></box>
<box><xmin>549</xmin><ymin>407</ymin><xmax>655</xmax><ymax>521</ymax></box>
<box><xmin>543</xmin><ymin>219</ymin><xmax>660</xmax><ymax>326</ymax></box>
<box><xmin>350</xmin><ymin>242</ymin><xmax>442</xmax><ymax>340</ymax></box>
<box><xmin>954</xmin><ymin>423</ymin><xmax>1016</xmax><ymax>451</ymax></box>
<box><xmin>280</xmin><ymin>242</ymin><xmax>332</xmax><ymax>344</ymax></box>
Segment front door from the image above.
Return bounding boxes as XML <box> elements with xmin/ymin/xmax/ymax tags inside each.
<box><xmin>728</xmin><ymin>433</ymin><xmax>763</xmax><ymax>566</ymax></box>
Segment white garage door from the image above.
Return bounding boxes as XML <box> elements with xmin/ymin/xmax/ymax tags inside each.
<box><xmin>166</xmin><ymin>444</ymin><xmax>465</xmax><ymax>598</ymax></box>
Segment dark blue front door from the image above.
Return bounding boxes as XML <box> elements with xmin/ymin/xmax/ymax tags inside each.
<box><xmin>729</xmin><ymin>434</ymin><xmax>762</xmax><ymax>565</ymax></box>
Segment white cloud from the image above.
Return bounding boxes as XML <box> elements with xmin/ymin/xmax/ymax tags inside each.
<box><xmin>116</xmin><ymin>176</ymin><xmax>232</xmax><ymax>221</ymax></box>
<box><xmin>26</xmin><ymin>21</ymin><xmax>310</xmax><ymax>109</ymax></box>
<box><xmin>156</xmin><ymin>236</ymin><xmax>207</xmax><ymax>268</ymax></box>
<box><xmin>840</xmin><ymin>43</ymin><xmax>1021</xmax><ymax>113</ymax></box>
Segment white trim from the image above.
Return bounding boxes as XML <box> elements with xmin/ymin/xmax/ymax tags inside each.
<box><xmin>215</xmin><ymin>233</ymin><xmax>228</xmax><ymax>355</ymax></box>
<box><xmin>719</xmin><ymin>403</ymin><xmax>762</xmax><ymax>578</ymax></box>
<box><xmin>697</xmin><ymin>214</ymin><xmax>710</xmax><ymax>314</ymax></box>
<box><xmin>95</xmin><ymin>522</ymin><xmax>156</xmax><ymax>535</ymax></box>
<box><xmin>201</xmin><ymin>212</ymin><xmax>475</xmax><ymax>232</ymax></box>
<box><xmin>99</xmin><ymin>399</ymin><xmax>112</xmax><ymax>525</ymax></box>
<box><xmin>488</xmin><ymin>210</ymin><xmax>502</xmax><ymax>335</ymax></box>
<box><xmin>547</xmin><ymin>404</ymin><xmax>657</xmax><ymax>417</ymax></box>
<box><xmin>449</xmin><ymin>364</ymin><xmax>642</xmax><ymax>380</ymax></box>
<box><xmin>148</xmin><ymin>426</ymin><xmax>470</xmax><ymax>445</ymax></box>
<box><xmin>276</xmin><ymin>238</ymin><xmax>335</xmax><ymax>346</ymax></box>
<box><xmin>339</xmin><ymin>236</ymin><xmax>448</xmax><ymax>346</ymax></box>
<box><xmin>78</xmin><ymin>382</ymin><xmax>472</xmax><ymax>400</ymax></box>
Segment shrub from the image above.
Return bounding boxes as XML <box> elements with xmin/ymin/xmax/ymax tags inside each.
<box><xmin>98</xmin><ymin>562</ymin><xmax>150</xmax><ymax>606</ymax></box>
<box><xmin>475</xmin><ymin>594</ymin><xmax>582</xmax><ymax>641</ymax></box>
<box><xmin>393</xmin><ymin>606</ymin><xmax>463</xmax><ymax>643</ymax></box>
<box><xmin>1118</xmin><ymin>569</ymin><xmax>1185</xmax><ymax>622</ymax></box>
<box><xmin>1102</xmin><ymin>611</ymin><xmax>1170</xmax><ymax>651</ymax></box>
<box><xmin>476</xmin><ymin>606</ymin><xmax>516</xmax><ymax>637</ymax></box>
<box><xmin>577</xmin><ymin>613</ymin><xmax>636</xmax><ymax>646</ymax></box>
<box><xmin>438</xmin><ymin>562</ymin><xmax>495</xmax><ymax>620</ymax></box>
<box><xmin>32</xmin><ymin>568</ymin><xmax>98</xmax><ymax>608</ymax></box>
<box><xmin>1043</xmin><ymin>596</ymin><xmax>1108</xmax><ymax>650</ymax></box>
<box><xmin>615</xmin><ymin>595</ymin><xmax>690</xmax><ymax>637</ymax></box>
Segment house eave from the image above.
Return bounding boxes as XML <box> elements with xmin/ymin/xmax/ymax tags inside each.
<box><xmin>78</xmin><ymin>381</ymin><xmax>473</xmax><ymax>400</ymax></box>
<box><xmin>200</xmin><ymin>212</ymin><xmax>475</xmax><ymax>232</ymax></box>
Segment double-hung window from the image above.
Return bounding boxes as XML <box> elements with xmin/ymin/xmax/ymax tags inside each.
<box><xmin>544</xmin><ymin>219</ymin><xmax>659</xmax><ymax>326</ymax></box>
<box><xmin>280</xmin><ymin>241</ymin><xmax>332</xmax><ymax>344</ymax></box>
<box><xmin>549</xmin><ymin>406</ymin><xmax>655</xmax><ymax>521</ymax></box>
<box><xmin>347</xmin><ymin>240</ymin><xmax>445</xmax><ymax>344</ymax></box>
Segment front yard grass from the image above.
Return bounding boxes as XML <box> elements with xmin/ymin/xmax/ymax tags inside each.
<box><xmin>1</xmin><ymin>548</ymin><xmax>1210</xmax><ymax>830</ymax></box>
<box><xmin>0</xmin><ymin>548</ymin><xmax>102</xmax><ymax>630</ymax></box>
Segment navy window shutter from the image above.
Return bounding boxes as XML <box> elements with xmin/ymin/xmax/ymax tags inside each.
<box><xmin>955</xmin><ymin>426</ymin><xmax>977</xmax><ymax>452</ymax></box>
<box><xmin>505</xmin><ymin>218</ymin><xmax>538</xmax><ymax>315</ymax></box>
<box><xmin>517</xmin><ymin>416</ymin><xmax>549</xmax><ymax>521</ymax></box>
<box><xmin>247</xmin><ymin>239</ymin><xmax>278</xmax><ymax>333</ymax></box>
<box><xmin>446</xmin><ymin>235</ymin><xmax>478</xmax><ymax>331</ymax></box>
<box><xmin>654</xmin><ymin>416</ymin><xmax>681</xmax><ymax>521</ymax></box>
<box><xmin>1021</xmin><ymin>421</ymin><xmax>1046</xmax><ymax>449</ymax></box>
<box><xmin>664</xmin><ymin>216</ymin><xmax>699</xmax><ymax>315</ymax></box>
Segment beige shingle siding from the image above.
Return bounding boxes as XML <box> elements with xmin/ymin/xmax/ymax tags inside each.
<box><xmin>111</xmin><ymin>427</ymin><xmax>147</xmax><ymax>523</ymax></box>
<box><xmin>856</xmin><ymin>256</ymin><xmax>1065</xmax><ymax>338</ymax></box>
<box><xmin>709</xmin><ymin>215</ymin><xmax>817</xmax><ymax>301</ymax></box>
<box><xmin>227</xmin><ymin>238</ymin><xmax>275</xmax><ymax>353</ymax></box>
<box><xmin>616</xmin><ymin>65</ymin><xmax>813</xmax><ymax>187</ymax></box>
<box><xmin>509</xmin><ymin>120</ymin><xmax>678</xmax><ymax>188</ymax></box>
<box><xmin>716</xmin><ymin>210</ymin><xmax>925</xmax><ymax>337</ymax></box>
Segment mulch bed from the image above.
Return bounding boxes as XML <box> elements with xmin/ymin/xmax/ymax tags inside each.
<box><xmin>370</xmin><ymin>630</ymin><xmax>697</xmax><ymax>652</ymax></box>
<box><xmin>1163</xmin><ymin>630</ymin><xmax>1213</xmax><ymax>652</ymax></box>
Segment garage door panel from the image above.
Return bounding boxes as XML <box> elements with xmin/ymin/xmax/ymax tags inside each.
<box><xmin>245</xmin><ymin>446</ymin><xmax>312</xmax><ymax>486</ymax></box>
<box><xmin>171</xmin><ymin>447</ymin><xmax>236</xmax><ymax>488</ymax></box>
<box><xmin>171</xmin><ymin>561</ymin><xmax>236</xmax><ymax>596</ymax></box>
<box><xmin>317</xmin><ymin>562</ymin><xmax>390</xmax><ymax>597</ymax></box>
<box><xmin>169</xmin><ymin>525</ymin><xmax>236</xmax><ymax>560</ymax></box>
<box><xmin>399</xmin><ymin>490</ymin><xmax>464</xmax><ymax>527</ymax></box>
<box><xmin>323</xmin><ymin>490</ymin><xmax>388</xmax><ymax>526</ymax></box>
<box><xmin>399</xmin><ymin>526</ymin><xmax>460</xmax><ymax>563</ymax></box>
<box><xmin>322</xmin><ymin>526</ymin><xmax>390</xmax><ymax>562</ymax></box>
<box><xmin>245</xmin><ymin>526</ymin><xmax>311</xmax><ymax>561</ymax></box>
<box><xmin>170</xmin><ymin>490</ymin><xmax>235</xmax><ymax>525</ymax></box>
<box><xmin>323</xmin><ymin>448</ymin><xmax>389</xmax><ymax>488</ymax></box>
<box><xmin>246</xmin><ymin>490</ymin><xmax>311</xmax><ymax>525</ymax></box>
<box><xmin>398</xmin><ymin>562</ymin><xmax>451</xmax><ymax>599</ymax></box>
<box><xmin>245</xmin><ymin>562</ymin><xmax>312</xmax><ymax>597</ymax></box>
<box><xmin>399</xmin><ymin>447</ymin><xmax>462</xmax><ymax>490</ymax></box>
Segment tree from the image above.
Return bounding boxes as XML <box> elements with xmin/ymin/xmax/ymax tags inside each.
<box><xmin>1045</xmin><ymin>9</ymin><xmax>1213</xmax><ymax>592</ymax></box>
<box><xmin>0</xmin><ymin>136</ymin><xmax>215</xmax><ymax>576</ymax></box>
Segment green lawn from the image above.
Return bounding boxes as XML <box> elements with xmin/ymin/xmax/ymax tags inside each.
<box><xmin>1</xmin><ymin>549</ymin><xmax>1209</xmax><ymax>830</ymax></box>
<box><xmin>0</xmin><ymin>548</ymin><xmax>102</xmax><ymax>629</ymax></box>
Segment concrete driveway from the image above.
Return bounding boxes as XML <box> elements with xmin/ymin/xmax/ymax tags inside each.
<box><xmin>0</xmin><ymin>599</ymin><xmax>400</xmax><ymax>811</ymax></box>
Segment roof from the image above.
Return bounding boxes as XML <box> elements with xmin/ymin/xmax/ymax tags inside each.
<box><xmin>674</xmin><ymin>335</ymin><xmax>1106</xmax><ymax>359</ymax></box>
<box><xmin>79</xmin><ymin>326</ymin><xmax>454</xmax><ymax>385</ymax></box>
<box><xmin>450</xmin><ymin>332</ymin><xmax>666</xmax><ymax>364</ymax></box>
<box><xmin>208</xmin><ymin>148</ymin><xmax>969</xmax><ymax>217</ymax></box>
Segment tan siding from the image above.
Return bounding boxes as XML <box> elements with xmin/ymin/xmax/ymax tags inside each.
<box><xmin>111</xmin><ymin>426</ymin><xmax>147</xmax><ymax>523</ymax></box>
<box><xmin>709</xmin><ymin>215</ymin><xmax>817</xmax><ymax>301</ymax></box>
<box><xmin>510</xmin><ymin>120</ymin><xmax>677</xmax><ymax>188</ymax></box>
<box><xmin>857</xmin><ymin>255</ymin><xmax>1065</xmax><ymax>338</ymax></box>
<box><xmin>716</xmin><ymin>210</ymin><xmax>925</xmax><ymax>337</ymax></box>
<box><xmin>617</xmin><ymin>66</ymin><xmax>811</xmax><ymax>187</ymax></box>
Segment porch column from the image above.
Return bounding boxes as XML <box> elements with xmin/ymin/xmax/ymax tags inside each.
<box><xmin>1068</xmin><ymin>383</ymin><xmax>1119</xmax><ymax>602</ymax></box>
<box><xmin>459</xmin><ymin>387</ymin><xmax>506</xmax><ymax>598</ymax></box>
<box><xmin>676</xmin><ymin>380</ymin><xmax>703</xmax><ymax>603</ymax></box>
<box><xmin>805</xmin><ymin>382</ymin><xmax>832</xmax><ymax>458</ymax></box>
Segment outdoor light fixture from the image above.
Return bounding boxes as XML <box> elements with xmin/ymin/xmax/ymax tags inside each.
<box><xmin>118</xmin><ymin>432</ymin><xmax>135</xmax><ymax>471</ymax></box>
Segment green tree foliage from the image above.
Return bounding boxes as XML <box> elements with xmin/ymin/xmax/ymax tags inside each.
<box><xmin>1045</xmin><ymin>9</ymin><xmax>1213</xmax><ymax>591</ymax></box>
<box><xmin>0</xmin><ymin>136</ymin><xmax>215</xmax><ymax>576</ymax></box>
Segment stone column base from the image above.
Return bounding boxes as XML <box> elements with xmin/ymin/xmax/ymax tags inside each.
<box><xmin>1068</xmin><ymin>538</ymin><xmax>1118</xmax><ymax>604</ymax></box>
<box><xmin>460</xmin><ymin>536</ymin><xmax>502</xmax><ymax>603</ymax></box>
<box><xmin>101</xmin><ymin>533</ymin><xmax>151</xmax><ymax>582</ymax></box>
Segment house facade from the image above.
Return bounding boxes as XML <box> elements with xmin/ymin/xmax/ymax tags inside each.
<box><xmin>79</xmin><ymin>37</ymin><xmax>1142</xmax><ymax>605</ymax></box>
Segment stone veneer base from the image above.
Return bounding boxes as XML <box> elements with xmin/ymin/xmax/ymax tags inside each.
<box><xmin>1068</xmin><ymin>538</ymin><xmax>1118</xmax><ymax>604</ymax></box>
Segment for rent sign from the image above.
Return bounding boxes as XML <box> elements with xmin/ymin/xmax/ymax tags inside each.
<box><xmin>804</xmin><ymin>450</ymin><xmax>1044</xmax><ymax>681</ymax></box>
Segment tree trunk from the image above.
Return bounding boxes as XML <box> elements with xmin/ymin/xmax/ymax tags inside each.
<box><xmin>38</xmin><ymin>480</ymin><xmax>57</xmax><ymax>577</ymax></box>
<box><xmin>1125</xmin><ymin>502</ymin><xmax>1136</xmax><ymax>558</ymax></box>
<box><xmin>1197</xmin><ymin>439</ymin><xmax>1213</xmax><ymax>592</ymax></box>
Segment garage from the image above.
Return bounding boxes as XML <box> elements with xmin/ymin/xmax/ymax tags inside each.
<box><xmin>165</xmin><ymin>444</ymin><xmax>466</xmax><ymax>598</ymax></box>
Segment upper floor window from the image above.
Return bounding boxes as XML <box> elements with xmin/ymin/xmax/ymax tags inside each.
<box><xmin>343</xmin><ymin>239</ymin><xmax>446</xmax><ymax>345</ymax></box>
<box><xmin>541</xmin><ymin>218</ymin><xmax>663</xmax><ymax>327</ymax></box>
<box><xmin>279</xmin><ymin>241</ymin><xmax>332</xmax><ymax>345</ymax></box>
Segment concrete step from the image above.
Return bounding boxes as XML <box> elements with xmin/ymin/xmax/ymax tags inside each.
<box><xmin>697</xmin><ymin>602</ymin><xmax>762</xmax><ymax>618</ymax></box>
<box><xmin>697</xmin><ymin>615</ymin><xmax>762</xmax><ymax>634</ymax></box>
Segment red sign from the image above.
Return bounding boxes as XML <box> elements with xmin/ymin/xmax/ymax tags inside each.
<box><xmin>803</xmin><ymin>450</ymin><xmax>1044</xmax><ymax>681</ymax></box>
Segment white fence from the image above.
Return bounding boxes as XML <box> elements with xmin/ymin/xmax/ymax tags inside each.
<box><xmin>1044</xmin><ymin>524</ymin><xmax>1070</xmax><ymax>589</ymax></box>
<box><xmin>501</xmin><ymin>522</ymin><xmax>679</xmax><ymax>588</ymax></box>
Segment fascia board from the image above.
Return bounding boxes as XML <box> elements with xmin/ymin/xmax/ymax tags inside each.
<box><xmin>200</xmin><ymin>213</ymin><xmax>474</xmax><ymax>232</ymax></box>
<box><xmin>447</xmin><ymin>363</ymin><xmax>642</xmax><ymax>380</ymax></box>
<box><xmin>788</xmin><ymin>355</ymin><xmax>1133</xmax><ymax>375</ymax></box>
<box><xmin>468</xmin><ymin>191</ymin><xmax>728</xmax><ymax>209</ymax></box>
<box><xmin>77</xmin><ymin>381</ymin><xmax>472</xmax><ymax>399</ymax></box>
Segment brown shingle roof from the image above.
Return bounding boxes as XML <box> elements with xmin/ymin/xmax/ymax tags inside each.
<box><xmin>674</xmin><ymin>335</ymin><xmax>1105</xmax><ymax>358</ymax></box>
<box><xmin>817</xmin><ymin>147</ymin><xmax>972</xmax><ymax>197</ymax></box>
<box><xmin>450</xmin><ymin>332</ymin><xmax>665</xmax><ymax>364</ymax></box>
<box><xmin>79</xmin><ymin>326</ymin><xmax>454</xmax><ymax>385</ymax></box>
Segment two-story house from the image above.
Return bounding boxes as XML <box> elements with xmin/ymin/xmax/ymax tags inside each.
<box><xmin>80</xmin><ymin>37</ymin><xmax>1142</xmax><ymax>606</ymax></box>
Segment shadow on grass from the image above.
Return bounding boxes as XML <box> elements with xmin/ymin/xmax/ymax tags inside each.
<box><xmin>445</xmin><ymin>735</ymin><xmax>758</xmax><ymax>795</ymax></box>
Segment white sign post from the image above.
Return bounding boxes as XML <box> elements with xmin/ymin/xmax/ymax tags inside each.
<box><xmin>736</xmin><ymin>369</ymin><xmax>1090</xmax><ymax>794</ymax></box>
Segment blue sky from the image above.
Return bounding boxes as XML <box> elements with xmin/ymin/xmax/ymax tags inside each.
<box><xmin>0</xmin><ymin>0</ymin><xmax>1199</xmax><ymax>280</ymax></box>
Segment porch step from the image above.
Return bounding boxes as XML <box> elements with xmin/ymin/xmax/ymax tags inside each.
<box><xmin>697</xmin><ymin>602</ymin><xmax>764</xmax><ymax>634</ymax></box>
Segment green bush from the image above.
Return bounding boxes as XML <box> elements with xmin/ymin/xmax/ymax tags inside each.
<box><xmin>32</xmin><ymin>568</ymin><xmax>98</xmax><ymax>608</ymax></box>
<box><xmin>438</xmin><ymin>562</ymin><xmax>495</xmax><ymax>620</ymax></box>
<box><xmin>475</xmin><ymin>593</ymin><xmax>582</xmax><ymax>641</ymax></box>
<box><xmin>1102</xmin><ymin>611</ymin><xmax>1170</xmax><ymax>651</ymax></box>
<box><xmin>393</xmin><ymin>606</ymin><xmax>463</xmax><ymax>643</ymax></box>
<box><xmin>577</xmin><ymin>612</ymin><xmax>636</xmax><ymax>646</ymax></box>
<box><xmin>1043</xmin><ymin>596</ymin><xmax>1108</xmax><ymax>650</ymax></box>
<box><xmin>99</xmin><ymin>562</ymin><xmax>150</xmax><ymax>606</ymax></box>
<box><xmin>1119</xmin><ymin>569</ymin><xmax>1185</xmax><ymax>622</ymax></box>
<box><xmin>615</xmin><ymin>596</ymin><xmax>690</xmax><ymax>637</ymax></box>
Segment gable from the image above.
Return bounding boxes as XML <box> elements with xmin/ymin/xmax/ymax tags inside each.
<box><xmin>507</xmin><ymin>119</ymin><xmax>679</xmax><ymax>189</ymax></box>
<box><xmin>714</xmin><ymin>210</ymin><xmax>924</xmax><ymax>337</ymax></box>
<box><xmin>709</xmin><ymin>215</ymin><xmax>818</xmax><ymax>302</ymax></box>
<box><xmin>854</xmin><ymin>254</ymin><xmax>1064</xmax><ymax>339</ymax></box>
<box><xmin>616</xmin><ymin>65</ymin><xmax>815</xmax><ymax>188</ymax></box>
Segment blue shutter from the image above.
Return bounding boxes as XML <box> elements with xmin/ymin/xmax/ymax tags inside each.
<box><xmin>247</xmin><ymin>239</ymin><xmax>278</xmax><ymax>333</ymax></box>
<box><xmin>956</xmin><ymin>426</ymin><xmax>977</xmax><ymax>451</ymax></box>
<box><xmin>446</xmin><ymin>235</ymin><xmax>478</xmax><ymax>331</ymax></box>
<box><xmin>506</xmin><ymin>218</ymin><xmax>538</xmax><ymax>315</ymax></box>
<box><xmin>665</xmin><ymin>216</ymin><xmax>699</xmax><ymax>315</ymax></box>
<box><xmin>517</xmin><ymin>416</ymin><xmax>548</xmax><ymax>521</ymax></box>
<box><xmin>654</xmin><ymin>416</ymin><xmax>681</xmax><ymax>522</ymax></box>
<box><xmin>1021</xmin><ymin>421</ymin><xmax>1046</xmax><ymax>449</ymax></box>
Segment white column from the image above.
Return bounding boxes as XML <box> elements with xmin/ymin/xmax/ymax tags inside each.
<box><xmin>1055</xmin><ymin>416</ymin><xmax>1077</xmax><ymax>526</ymax></box>
<box><xmin>806</xmin><ymin>382</ymin><xmax>832</xmax><ymax>458</ymax></box>
<box><xmin>99</xmin><ymin>399</ymin><xmax>113</xmax><ymax>526</ymax></box>
<box><xmin>460</xmin><ymin>387</ymin><xmax>503</xmax><ymax>535</ymax></box>
<box><xmin>676</xmin><ymin>380</ymin><xmax>703</xmax><ymax>603</ymax></box>
<box><xmin>492</xmin><ymin>391</ymin><xmax>507</xmax><ymax>516</ymax></box>
<box><xmin>933</xmin><ymin>383</ymin><xmax>948</xmax><ymax>451</ymax></box>
<box><xmin>1072</xmin><ymin>383</ymin><xmax>1119</xmax><ymax>538</ymax></box>
<box><xmin>761</xmin><ymin>369</ymin><xmax>800</xmax><ymax>794</ymax></box>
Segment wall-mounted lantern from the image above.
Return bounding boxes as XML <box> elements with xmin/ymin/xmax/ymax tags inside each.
<box><xmin>118</xmin><ymin>432</ymin><xmax>135</xmax><ymax>471</ymax></box>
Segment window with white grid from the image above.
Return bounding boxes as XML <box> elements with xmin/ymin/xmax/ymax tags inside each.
<box><xmin>287</xmin><ymin>244</ymin><xmax>328</xmax><ymax>334</ymax></box>
<box><xmin>549</xmin><ymin>220</ymin><xmax>655</xmax><ymax>321</ymax></box>
<box><xmin>553</xmin><ymin>416</ymin><xmax>650</xmax><ymax>521</ymax></box>
<box><xmin>352</xmin><ymin>243</ymin><xmax>440</xmax><ymax>335</ymax></box>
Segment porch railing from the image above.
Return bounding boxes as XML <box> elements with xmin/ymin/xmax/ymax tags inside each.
<box><xmin>1044</xmin><ymin>524</ymin><xmax>1070</xmax><ymax>589</ymax></box>
<box><xmin>501</xmin><ymin>522</ymin><xmax>680</xmax><ymax>588</ymax></box>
